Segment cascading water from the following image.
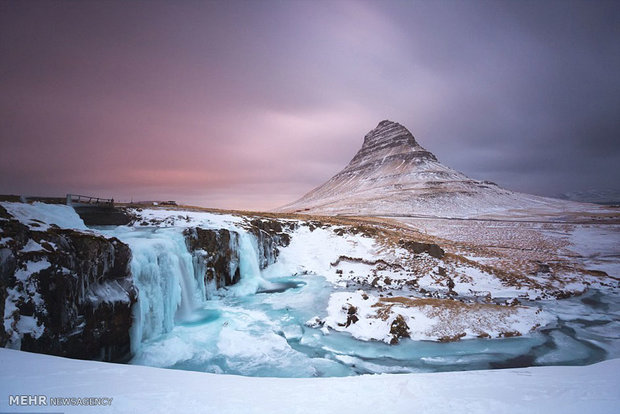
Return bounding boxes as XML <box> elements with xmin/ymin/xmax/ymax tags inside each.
<box><xmin>117</xmin><ymin>228</ymin><xmax>203</xmax><ymax>354</ymax></box>
<box><xmin>106</xmin><ymin>225</ymin><xmax>270</xmax><ymax>355</ymax></box>
<box><xmin>228</xmin><ymin>232</ymin><xmax>275</xmax><ymax>297</ymax></box>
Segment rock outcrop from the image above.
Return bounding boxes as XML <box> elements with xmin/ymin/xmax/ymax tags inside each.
<box><xmin>0</xmin><ymin>205</ymin><xmax>136</xmax><ymax>361</ymax></box>
<box><xmin>72</xmin><ymin>206</ymin><xmax>134</xmax><ymax>226</ymax></box>
<box><xmin>184</xmin><ymin>218</ymin><xmax>296</xmax><ymax>294</ymax></box>
<box><xmin>245</xmin><ymin>218</ymin><xmax>295</xmax><ymax>269</ymax></box>
<box><xmin>278</xmin><ymin>120</ymin><xmax>591</xmax><ymax>218</ymax></box>
<box><xmin>184</xmin><ymin>228</ymin><xmax>241</xmax><ymax>290</ymax></box>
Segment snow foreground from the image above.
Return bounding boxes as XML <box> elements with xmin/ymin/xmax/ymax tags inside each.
<box><xmin>1</xmin><ymin>348</ymin><xmax>619</xmax><ymax>414</ymax></box>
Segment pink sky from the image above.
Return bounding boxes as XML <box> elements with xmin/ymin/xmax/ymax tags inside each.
<box><xmin>1</xmin><ymin>1</ymin><xmax>619</xmax><ymax>210</ymax></box>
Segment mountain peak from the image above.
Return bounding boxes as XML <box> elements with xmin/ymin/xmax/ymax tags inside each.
<box><xmin>350</xmin><ymin>120</ymin><xmax>437</xmax><ymax>170</ymax></box>
<box><xmin>362</xmin><ymin>120</ymin><xmax>420</xmax><ymax>149</ymax></box>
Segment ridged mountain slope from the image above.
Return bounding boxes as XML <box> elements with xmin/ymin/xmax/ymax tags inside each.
<box><xmin>278</xmin><ymin>120</ymin><xmax>591</xmax><ymax>218</ymax></box>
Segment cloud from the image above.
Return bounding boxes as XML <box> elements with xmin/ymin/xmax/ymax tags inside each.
<box><xmin>1</xmin><ymin>0</ymin><xmax>618</xmax><ymax>209</ymax></box>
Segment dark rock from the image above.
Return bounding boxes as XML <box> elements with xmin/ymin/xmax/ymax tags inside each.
<box><xmin>536</xmin><ymin>262</ymin><xmax>552</xmax><ymax>274</ymax></box>
<box><xmin>447</xmin><ymin>278</ymin><xmax>455</xmax><ymax>290</ymax></box>
<box><xmin>553</xmin><ymin>290</ymin><xmax>575</xmax><ymax>299</ymax></box>
<box><xmin>72</xmin><ymin>206</ymin><xmax>135</xmax><ymax>226</ymax></box>
<box><xmin>499</xmin><ymin>331</ymin><xmax>522</xmax><ymax>338</ymax></box>
<box><xmin>345</xmin><ymin>305</ymin><xmax>359</xmax><ymax>328</ymax></box>
<box><xmin>184</xmin><ymin>228</ymin><xmax>241</xmax><ymax>289</ymax></box>
<box><xmin>0</xmin><ymin>205</ymin><xmax>136</xmax><ymax>361</ymax></box>
<box><xmin>389</xmin><ymin>314</ymin><xmax>410</xmax><ymax>344</ymax></box>
<box><xmin>438</xmin><ymin>333</ymin><xmax>466</xmax><ymax>342</ymax></box>
<box><xmin>246</xmin><ymin>218</ymin><xmax>295</xmax><ymax>269</ymax></box>
<box><xmin>345</xmin><ymin>314</ymin><xmax>359</xmax><ymax>328</ymax></box>
<box><xmin>398</xmin><ymin>239</ymin><xmax>445</xmax><ymax>259</ymax></box>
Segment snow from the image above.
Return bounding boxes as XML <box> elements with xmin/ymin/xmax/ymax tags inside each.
<box><xmin>323</xmin><ymin>290</ymin><xmax>554</xmax><ymax>343</ymax></box>
<box><xmin>3</xmin><ymin>260</ymin><xmax>50</xmax><ymax>347</ymax></box>
<box><xmin>19</xmin><ymin>239</ymin><xmax>44</xmax><ymax>253</ymax></box>
<box><xmin>1</xmin><ymin>348</ymin><xmax>619</xmax><ymax>414</ymax></box>
<box><xmin>2</xmin><ymin>201</ymin><xmax>619</xmax><ymax>379</ymax></box>
<box><xmin>3</xmin><ymin>288</ymin><xmax>19</xmax><ymax>333</ymax></box>
<box><xmin>14</xmin><ymin>259</ymin><xmax>51</xmax><ymax>282</ymax></box>
<box><xmin>0</xmin><ymin>201</ymin><xmax>88</xmax><ymax>231</ymax></box>
<box><xmin>85</xmin><ymin>281</ymin><xmax>132</xmax><ymax>305</ymax></box>
<box><xmin>131</xmin><ymin>208</ymin><xmax>244</xmax><ymax>229</ymax></box>
<box><xmin>452</xmin><ymin>265</ymin><xmax>540</xmax><ymax>300</ymax></box>
<box><xmin>568</xmin><ymin>224</ymin><xmax>620</xmax><ymax>278</ymax></box>
<box><xmin>262</xmin><ymin>225</ymin><xmax>381</xmax><ymax>283</ymax></box>
<box><xmin>14</xmin><ymin>315</ymin><xmax>44</xmax><ymax>340</ymax></box>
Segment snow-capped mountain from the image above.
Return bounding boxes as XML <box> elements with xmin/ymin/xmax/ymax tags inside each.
<box><xmin>278</xmin><ymin>120</ymin><xmax>594</xmax><ymax>218</ymax></box>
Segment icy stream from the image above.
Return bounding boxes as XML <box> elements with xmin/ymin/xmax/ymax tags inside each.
<box><xmin>102</xmin><ymin>226</ymin><xmax>620</xmax><ymax>377</ymax></box>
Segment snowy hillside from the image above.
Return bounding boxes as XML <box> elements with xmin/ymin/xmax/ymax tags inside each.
<box><xmin>278</xmin><ymin>120</ymin><xmax>604</xmax><ymax>218</ymax></box>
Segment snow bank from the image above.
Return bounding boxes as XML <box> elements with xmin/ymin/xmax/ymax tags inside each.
<box><xmin>262</xmin><ymin>225</ymin><xmax>385</xmax><ymax>282</ymax></box>
<box><xmin>1</xmin><ymin>348</ymin><xmax>619</xmax><ymax>414</ymax></box>
<box><xmin>131</xmin><ymin>208</ymin><xmax>244</xmax><ymax>229</ymax></box>
<box><xmin>322</xmin><ymin>290</ymin><xmax>554</xmax><ymax>343</ymax></box>
<box><xmin>0</xmin><ymin>201</ymin><xmax>88</xmax><ymax>231</ymax></box>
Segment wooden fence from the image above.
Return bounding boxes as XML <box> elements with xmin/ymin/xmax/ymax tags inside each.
<box><xmin>66</xmin><ymin>194</ymin><xmax>114</xmax><ymax>206</ymax></box>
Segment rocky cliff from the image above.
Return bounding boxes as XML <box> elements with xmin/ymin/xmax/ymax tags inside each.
<box><xmin>0</xmin><ymin>205</ymin><xmax>137</xmax><ymax>361</ymax></box>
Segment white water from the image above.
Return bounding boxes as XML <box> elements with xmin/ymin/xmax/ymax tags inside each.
<box><xmin>228</xmin><ymin>232</ymin><xmax>275</xmax><ymax>297</ymax></box>
<box><xmin>103</xmin><ymin>226</ymin><xmax>276</xmax><ymax>355</ymax></box>
<box><xmin>98</xmin><ymin>227</ymin><xmax>208</xmax><ymax>353</ymax></box>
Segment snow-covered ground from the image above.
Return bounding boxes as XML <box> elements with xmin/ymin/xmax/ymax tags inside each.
<box><xmin>1</xmin><ymin>348</ymin><xmax>619</xmax><ymax>414</ymax></box>
<box><xmin>321</xmin><ymin>290</ymin><xmax>554</xmax><ymax>343</ymax></box>
<box><xmin>1</xmin><ymin>202</ymin><xmax>89</xmax><ymax>231</ymax></box>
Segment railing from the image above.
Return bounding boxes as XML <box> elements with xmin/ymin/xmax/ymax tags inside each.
<box><xmin>66</xmin><ymin>194</ymin><xmax>114</xmax><ymax>206</ymax></box>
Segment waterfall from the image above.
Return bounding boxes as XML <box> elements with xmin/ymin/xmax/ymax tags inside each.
<box><xmin>125</xmin><ymin>228</ymin><xmax>201</xmax><ymax>354</ymax></box>
<box><xmin>227</xmin><ymin>232</ymin><xmax>274</xmax><ymax>296</ymax></box>
<box><xmin>117</xmin><ymin>226</ymin><xmax>268</xmax><ymax>355</ymax></box>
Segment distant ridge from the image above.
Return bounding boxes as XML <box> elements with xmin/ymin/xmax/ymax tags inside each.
<box><xmin>557</xmin><ymin>189</ymin><xmax>620</xmax><ymax>206</ymax></box>
<box><xmin>277</xmin><ymin>120</ymin><xmax>597</xmax><ymax>218</ymax></box>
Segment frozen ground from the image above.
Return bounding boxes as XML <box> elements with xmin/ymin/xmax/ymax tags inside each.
<box><xmin>1</xmin><ymin>348</ymin><xmax>619</xmax><ymax>414</ymax></box>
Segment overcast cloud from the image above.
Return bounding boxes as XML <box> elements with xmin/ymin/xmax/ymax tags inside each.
<box><xmin>1</xmin><ymin>0</ymin><xmax>618</xmax><ymax>210</ymax></box>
